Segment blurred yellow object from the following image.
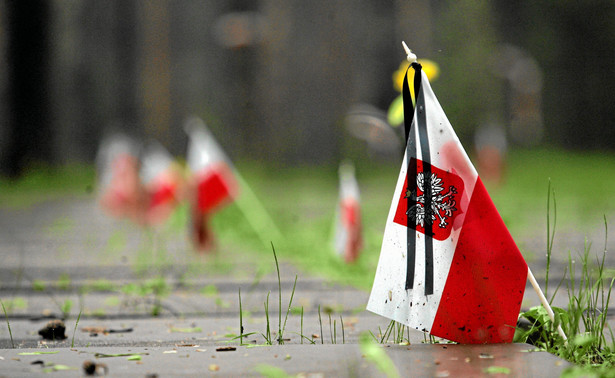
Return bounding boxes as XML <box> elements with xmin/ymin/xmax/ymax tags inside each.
<box><xmin>387</xmin><ymin>94</ymin><xmax>404</xmax><ymax>127</ymax></box>
<box><xmin>388</xmin><ymin>59</ymin><xmax>439</xmax><ymax>127</ymax></box>
<box><xmin>392</xmin><ymin>59</ymin><xmax>439</xmax><ymax>93</ymax></box>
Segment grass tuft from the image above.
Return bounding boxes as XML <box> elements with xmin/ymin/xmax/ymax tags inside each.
<box><xmin>517</xmin><ymin>182</ymin><xmax>615</xmax><ymax>373</ymax></box>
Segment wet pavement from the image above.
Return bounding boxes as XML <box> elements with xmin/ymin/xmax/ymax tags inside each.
<box><xmin>0</xmin><ymin>196</ymin><xmax>593</xmax><ymax>376</ymax></box>
<box><xmin>1</xmin><ymin>344</ymin><xmax>568</xmax><ymax>377</ymax></box>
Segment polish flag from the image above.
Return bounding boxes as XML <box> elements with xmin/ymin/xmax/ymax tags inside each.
<box><xmin>97</xmin><ymin>134</ymin><xmax>146</xmax><ymax>222</ymax></box>
<box><xmin>185</xmin><ymin>117</ymin><xmax>239</xmax><ymax>251</ymax></box>
<box><xmin>334</xmin><ymin>162</ymin><xmax>363</xmax><ymax>263</ymax></box>
<box><xmin>140</xmin><ymin>141</ymin><xmax>184</xmax><ymax>226</ymax></box>
<box><xmin>367</xmin><ymin>64</ymin><xmax>527</xmax><ymax>344</ymax></box>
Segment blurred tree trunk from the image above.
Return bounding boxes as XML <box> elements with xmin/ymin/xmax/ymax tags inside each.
<box><xmin>395</xmin><ymin>0</ymin><xmax>433</xmax><ymax>56</ymax></box>
<box><xmin>256</xmin><ymin>0</ymin><xmax>353</xmax><ymax>164</ymax></box>
<box><xmin>494</xmin><ymin>0</ymin><xmax>615</xmax><ymax>150</ymax></box>
<box><xmin>4</xmin><ymin>0</ymin><xmax>52</xmax><ymax>177</ymax></box>
<box><xmin>141</xmin><ymin>0</ymin><xmax>172</xmax><ymax>146</ymax></box>
<box><xmin>115</xmin><ymin>0</ymin><xmax>141</xmax><ymax>134</ymax></box>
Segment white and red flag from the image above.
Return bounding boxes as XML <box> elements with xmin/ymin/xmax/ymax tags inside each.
<box><xmin>185</xmin><ymin>117</ymin><xmax>239</xmax><ymax>251</ymax></box>
<box><xmin>96</xmin><ymin>133</ymin><xmax>146</xmax><ymax>223</ymax></box>
<box><xmin>140</xmin><ymin>141</ymin><xmax>184</xmax><ymax>226</ymax></box>
<box><xmin>367</xmin><ymin>62</ymin><xmax>527</xmax><ymax>344</ymax></box>
<box><xmin>334</xmin><ymin>161</ymin><xmax>363</xmax><ymax>263</ymax></box>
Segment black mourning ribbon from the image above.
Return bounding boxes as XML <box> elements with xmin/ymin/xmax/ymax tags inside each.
<box><xmin>403</xmin><ymin>62</ymin><xmax>434</xmax><ymax>296</ymax></box>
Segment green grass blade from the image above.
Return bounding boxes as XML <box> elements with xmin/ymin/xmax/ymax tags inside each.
<box><xmin>598</xmin><ymin>278</ymin><xmax>614</xmax><ymax>350</ymax></box>
<box><xmin>546</xmin><ymin>179</ymin><xmax>551</xmax><ymax>298</ymax></box>
<box><xmin>318</xmin><ymin>305</ymin><xmax>323</xmax><ymax>345</ymax></box>
<box><xmin>239</xmin><ymin>288</ymin><xmax>244</xmax><ymax>346</ymax></box>
<box><xmin>1</xmin><ymin>299</ymin><xmax>15</xmax><ymax>348</ymax></box>
<box><xmin>549</xmin><ymin>266</ymin><xmax>568</xmax><ymax>305</ymax></box>
<box><xmin>263</xmin><ymin>291</ymin><xmax>271</xmax><ymax>344</ymax></box>
<box><xmin>71</xmin><ymin>309</ymin><xmax>82</xmax><ymax>348</ymax></box>
<box><xmin>340</xmin><ymin>314</ymin><xmax>345</xmax><ymax>344</ymax></box>
<box><xmin>334</xmin><ymin>319</ymin><xmax>337</xmax><ymax>344</ymax></box>
<box><xmin>281</xmin><ymin>275</ymin><xmax>297</xmax><ymax>344</ymax></box>
<box><xmin>328</xmin><ymin>313</ymin><xmax>333</xmax><ymax>344</ymax></box>
<box><xmin>271</xmin><ymin>243</ymin><xmax>283</xmax><ymax>344</ymax></box>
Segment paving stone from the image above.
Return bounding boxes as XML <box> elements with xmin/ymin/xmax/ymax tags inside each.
<box><xmin>0</xmin><ymin>343</ymin><xmax>571</xmax><ymax>377</ymax></box>
<box><xmin>0</xmin><ymin>197</ymin><xmax>587</xmax><ymax>375</ymax></box>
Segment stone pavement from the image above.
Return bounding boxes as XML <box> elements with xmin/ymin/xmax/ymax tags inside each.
<box><xmin>0</xmin><ymin>196</ymin><xmax>585</xmax><ymax>376</ymax></box>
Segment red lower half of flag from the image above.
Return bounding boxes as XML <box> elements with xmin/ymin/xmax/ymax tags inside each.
<box><xmin>430</xmin><ymin>178</ymin><xmax>527</xmax><ymax>344</ymax></box>
<box><xmin>341</xmin><ymin>198</ymin><xmax>362</xmax><ymax>263</ymax></box>
<box><xmin>145</xmin><ymin>169</ymin><xmax>183</xmax><ymax>225</ymax></box>
<box><xmin>190</xmin><ymin>163</ymin><xmax>238</xmax><ymax>251</ymax></box>
<box><xmin>195</xmin><ymin>163</ymin><xmax>238</xmax><ymax>214</ymax></box>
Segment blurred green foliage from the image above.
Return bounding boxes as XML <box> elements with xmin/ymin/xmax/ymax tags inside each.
<box><xmin>1</xmin><ymin>148</ymin><xmax>614</xmax><ymax>290</ymax></box>
<box><xmin>0</xmin><ymin>164</ymin><xmax>95</xmax><ymax>208</ymax></box>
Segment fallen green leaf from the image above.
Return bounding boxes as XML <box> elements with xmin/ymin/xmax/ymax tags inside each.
<box><xmin>253</xmin><ymin>363</ymin><xmax>290</xmax><ymax>378</ymax></box>
<box><xmin>169</xmin><ymin>327</ymin><xmax>202</xmax><ymax>333</ymax></box>
<box><xmin>41</xmin><ymin>362</ymin><xmax>77</xmax><ymax>372</ymax></box>
<box><xmin>94</xmin><ymin>352</ymin><xmax>149</xmax><ymax>358</ymax></box>
<box><xmin>359</xmin><ymin>332</ymin><xmax>400</xmax><ymax>378</ymax></box>
<box><xmin>48</xmin><ymin>364</ymin><xmax>75</xmax><ymax>371</ymax></box>
<box><xmin>484</xmin><ymin>366</ymin><xmax>511</xmax><ymax>375</ymax></box>
<box><xmin>18</xmin><ymin>351</ymin><xmax>59</xmax><ymax>355</ymax></box>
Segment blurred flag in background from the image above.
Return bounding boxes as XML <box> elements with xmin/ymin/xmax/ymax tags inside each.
<box><xmin>333</xmin><ymin>161</ymin><xmax>362</xmax><ymax>263</ymax></box>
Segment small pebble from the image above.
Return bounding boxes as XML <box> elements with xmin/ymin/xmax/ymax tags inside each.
<box><xmin>83</xmin><ymin>360</ymin><xmax>96</xmax><ymax>375</ymax></box>
<box><xmin>38</xmin><ymin>319</ymin><xmax>67</xmax><ymax>340</ymax></box>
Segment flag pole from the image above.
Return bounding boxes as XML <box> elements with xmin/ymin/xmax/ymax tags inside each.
<box><xmin>402</xmin><ymin>41</ymin><xmax>417</xmax><ymax>63</ymax></box>
<box><xmin>527</xmin><ymin>267</ymin><xmax>567</xmax><ymax>341</ymax></box>
<box><xmin>233</xmin><ymin>171</ymin><xmax>284</xmax><ymax>249</ymax></box>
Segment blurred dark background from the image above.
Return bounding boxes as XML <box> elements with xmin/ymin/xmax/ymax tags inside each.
<box><xmin>1</xmin><ymin>0</ymin><xmax>614</xmax><ymax>177</ymax></box>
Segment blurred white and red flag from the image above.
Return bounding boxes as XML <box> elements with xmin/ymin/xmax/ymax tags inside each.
<box><xmin>185</xmin><ymin>117</ymin><xmax>239</xmax><ymax>251</ymax></box>
<box><xmin>96</xmin><ymin>133</ymin><xmax>145</xmax><ymax>222</ymax></box>
<box><xmin>367</xmin><ymin>63</ymin><xmax>527</xmax><ymax>344</ymax></box>
<box><xmin>140</xmin><ymin>141</ymin><xmax>184</xmax><ymax>226</ymax></box>
<box><xmin>334</xmin><ymin>161</ymin><xmax>362</xmax><ymax>263</ymax></box>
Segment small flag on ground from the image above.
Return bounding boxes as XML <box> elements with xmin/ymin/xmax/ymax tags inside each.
<box><xmin>96</xmin><ymin>133</ymin><xmax>145</xmax><ymax>223</ymax></box>
<box><xmin>367</xmin><ymin>61</ymin><xmax>527</xmax><ymax>344</ymax></box>
<box><xmin>185</xmin><ymin>117</ymin><xmax>239</xmax><ymax>251</ymax></box>
<box><xmin>334</xmin><ymin>161</ymin><xmax>363</xmax><ymax>263</ymax></box>
<box><xmin>140</xmin><ymin>141</ymin><xmax>184</xmax><ymax>226</ymax></box>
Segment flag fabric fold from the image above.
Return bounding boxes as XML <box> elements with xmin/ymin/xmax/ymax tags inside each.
<box><xmin>367</xmin><ymin>64</ymin><xmax>527</xmax><ymax>344</ymax></box>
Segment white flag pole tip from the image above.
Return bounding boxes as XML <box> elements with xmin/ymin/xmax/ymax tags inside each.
<box><xmin>402</xmin><ymin>41</ymin><xmax>417</xmax><ymax>63</ymax></box>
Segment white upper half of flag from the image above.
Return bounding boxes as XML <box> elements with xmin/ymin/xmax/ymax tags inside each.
<box><xmin>96</xmin><ymin>133</ymin><xmax>138</xmax><ymax>191</ymax></box>
<box><xmin>140</xmin><ymin>140</ymin><xmax>175</xmax><ymax>185</ymax></box>
<box><xmin>338</xmin><ymin>161</ymin><xmax>360</xmax><ymax>202</ymax></box>
<box><xmin>185</xmin><ymin>117</ymin><xmax>229</xmax><ymax>174</ymax></box>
